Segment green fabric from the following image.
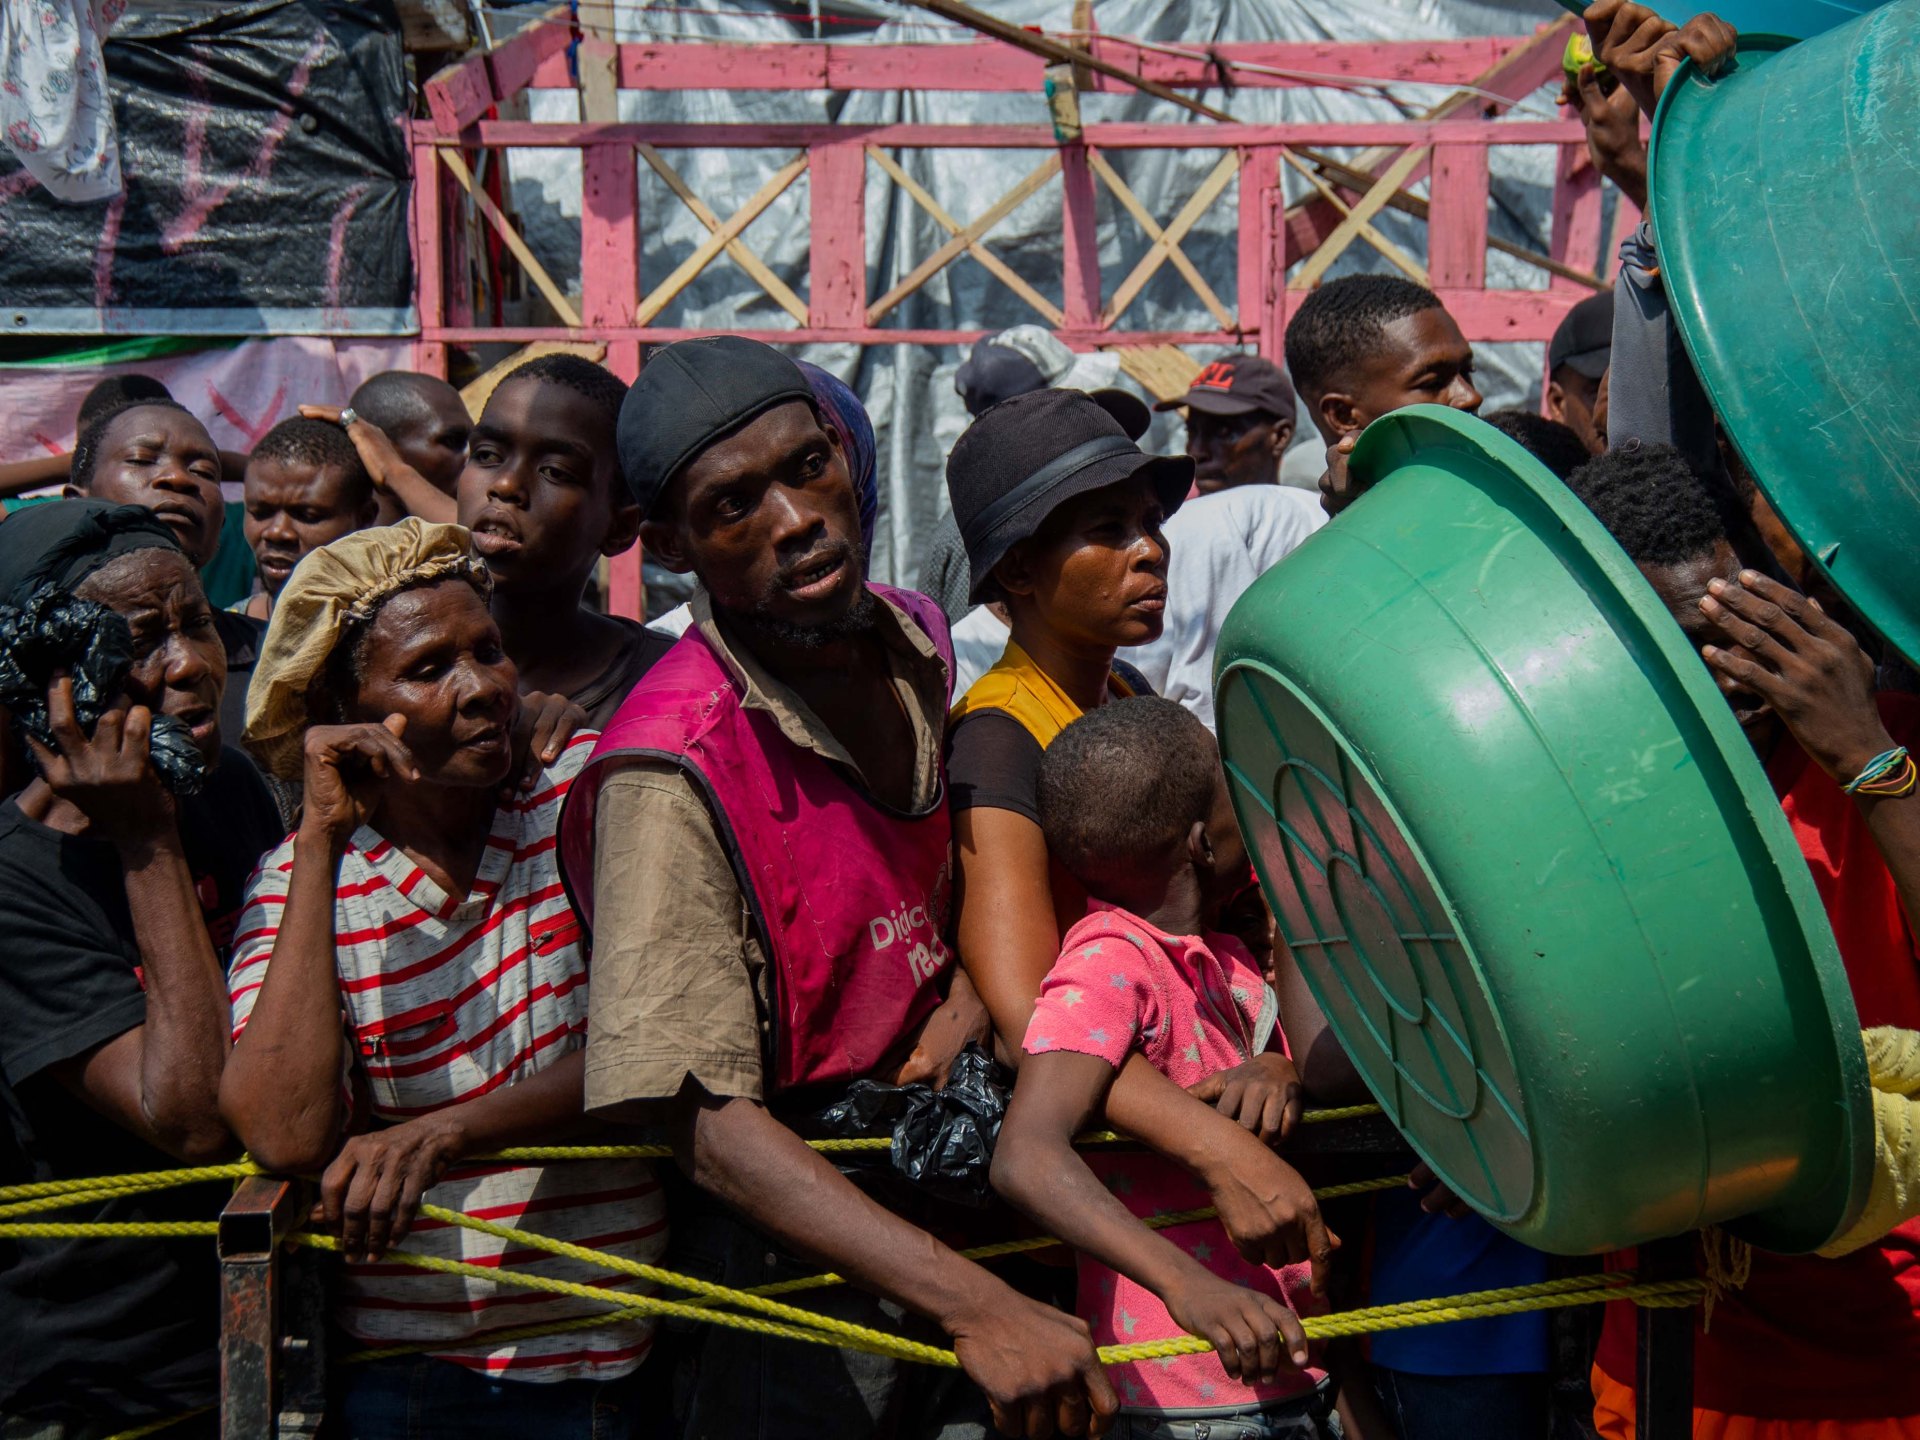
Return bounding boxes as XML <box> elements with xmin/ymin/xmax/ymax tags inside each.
<box><xmin>199</xmin><ymin>501</ymin><xmax>256</xmax><ymax>610</ymax></box>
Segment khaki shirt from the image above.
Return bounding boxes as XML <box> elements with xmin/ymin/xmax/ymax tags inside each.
<box><xmin>584</xmin><ymin>586</ymin><xmax>948</xmax><ymax>1115</ymax></box>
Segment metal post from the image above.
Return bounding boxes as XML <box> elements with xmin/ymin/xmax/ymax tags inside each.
<box><xmin>1635</xmin><ymin>1235</ymin><xmax>1695</xmax><ymax>1440</ymax></box>
<box><xmin>219</xmin><ymin>1177</ymin><xmax>323</xmax><ymax>1440</ymax></box>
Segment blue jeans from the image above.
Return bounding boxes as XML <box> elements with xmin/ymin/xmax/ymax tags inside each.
<box><xmin>1371</xmin><ymin>1368</ymin><xmax>1549</xmax><ymax>1440</ymax></box>
<box><xmin>1111</xmin><ymin>1381</ymin><xmax>1344</xmax><ymax>1440</ymax></box>
<box><xmin>337</xmin><ymin>1354</ymin><xmax>660</xmax><ymax>1440</ymax></box>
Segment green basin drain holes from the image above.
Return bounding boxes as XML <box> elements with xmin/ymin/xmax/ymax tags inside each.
<box><xmin>1223</xmin><ymin>667</ymin><xmax>1533</xmax><ymax>1224</ymax></box>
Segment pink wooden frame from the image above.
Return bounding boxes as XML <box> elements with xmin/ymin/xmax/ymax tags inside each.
<box><xmin>414</xmin><ymin>14</ymin><xmax>1613</xmax><ymax>613</ymax></box>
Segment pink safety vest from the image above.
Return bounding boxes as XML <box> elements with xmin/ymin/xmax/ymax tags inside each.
<box><xmin>559</xmin><ymin>585</ymin><xmax>957</xmax><ymax>1094</ymax></box>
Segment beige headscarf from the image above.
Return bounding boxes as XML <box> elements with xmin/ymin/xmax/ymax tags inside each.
<box><xmin>243</xmin><ymin>518</ymin><xmax>491</xmax><ymax>781</ymax></box>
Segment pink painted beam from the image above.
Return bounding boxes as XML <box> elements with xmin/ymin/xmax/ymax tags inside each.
<box><xmin>808</xmin><ymin>142</ymin><xmax>868</xmax><ymax>327</ymax></box>
<box><xmin>582</xmin><ymin>143</ymin><xmax>641</xmax><ymax>380</ymax></box>
<box><xmin>1060</xmin><ymin>143</ymin><xmax>1101</xmax><ymax>330</ymax></box>
<box><xmin>1427</xmin><ymin>143</ymin><xmax>1488</xmax><ymax>290</ymax></box>
<box><xmin>423</xmin><ymin>298</ymin><xmax>1574</xmax><ymax>346</ymax></box>
<box><xmin>410</xmin><ymin>138</ymin><xmax>448</xmax><ymax>377</ymax></box>
<box><xmin>422</xmin><ymin>17</ymin><xmax>575</xmax><ymax>136</ymax></box>
<box><xmin>1235</xmin><ymin>146</ymin><xmax>1282</xmax><ymax>349</ymax></box>
<box><xmin>608</xmin><ymin>37</ymin><xmax>1520</xmax><ymax>94</ymax></box>
<box><xmin>462</xmin><ymin>119</ymin><xmax>1589</xmax><ymax>150</ymax></box>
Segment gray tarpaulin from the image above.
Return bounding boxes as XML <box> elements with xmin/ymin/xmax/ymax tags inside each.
<box><xmin>497</xmin><ymin>0</ymin><xmax>1580</xmax><ymax>591</ymax></box>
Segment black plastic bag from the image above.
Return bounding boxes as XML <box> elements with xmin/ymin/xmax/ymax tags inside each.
<box><xmin>0</xmin><ymin>591</ymin><xmax>208</xmax><ymax>796</ymax></box>
<box><xmin>814</xmin><ymin>1044</ymin><xmax>1011</xmax><ymax>1207</ymax></box>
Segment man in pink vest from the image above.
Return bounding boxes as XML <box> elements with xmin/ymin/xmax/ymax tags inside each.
<box><xmin>559</xmin><ymin>336</ymin><xmax>1117</xmax><ymax>1440</ymax></box>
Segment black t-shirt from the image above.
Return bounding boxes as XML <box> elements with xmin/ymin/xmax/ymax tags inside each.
<box><xmin>0</xmin><ymin>746</ymin><xmax>282</xmax><ymax>1425</ymax></box>
<box><xmin>212</xmin><ymin>607</ymin><xmax>264</xmax><ymax>753</ymax></box>
<box><xmin>573</xmin><ymin>616</ymin><xmax>676</xmax><ymax>730</ymax></box>
<box><xmin>945</xmin><ymin>661</ymin><xmax>1155</xmax><ymax>823</ymax></box>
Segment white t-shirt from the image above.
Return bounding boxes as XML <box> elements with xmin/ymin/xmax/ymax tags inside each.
<box><xmin>1118</xmin><ymin>485</ymin><xmax>1326</xmax><ymax>729</ymax></box>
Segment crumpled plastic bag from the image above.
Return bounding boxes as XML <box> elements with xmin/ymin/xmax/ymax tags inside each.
<box><xmin>0</xmin><ymin>589</ymin><xmax>208</xmax><ymax>796</ymax></box>
<box><xmin>814</xmin><ymin>1044</ymin><xmax>1011</xmax><ymax>1207</ymax></box>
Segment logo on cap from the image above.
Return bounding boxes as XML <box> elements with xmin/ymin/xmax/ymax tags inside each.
<box><xmin>1192</xmin><ymin>361</ymin><xmax>1238</xmax><ymax>392</ymax></box>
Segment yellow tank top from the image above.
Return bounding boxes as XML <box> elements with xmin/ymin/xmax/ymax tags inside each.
<box><xmin>948</xmin><ymin>638</ymin><xmax>1140</xmax><ymax>746</ymax></box>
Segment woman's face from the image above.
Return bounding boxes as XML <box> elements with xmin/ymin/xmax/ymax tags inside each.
<box><xmin>998</xmin><ymin>476</ymin><xmax>1171</xmax><ymax>650</ymax></box>
<box><xmin>74</xmin><ymin>548</ymin><xmax>227</xmax><ymax>766</ymax></box>
<box><xmin>346</xmin><ymin>579</ymin><xmax>518</xmax><ymax>788</ymax></box>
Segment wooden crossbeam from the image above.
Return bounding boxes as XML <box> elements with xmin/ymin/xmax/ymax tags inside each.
<box><xmin>1101</xmin><ymin>152</ymin><xmax>1239</xmax><ymax>329</ymax></box>
<box><xmin>1281</xmin><ymin>149</ymin><xmax>1429</xmax><ymax>288</ymax></box>
<box><xmin>1089</xmin><ymin>151</ymin><xmax>1235</xmax><ymax>331</ymax></box>
<box><xmin>1289</xmin><ymin>147</ymin><xmax>1429</xmax><ymax>291</ymax></box>
<box><xmin>866</xmin><ymin>146</ymin><xmax>1064</xmax><ymax>328</ymax></box>
<box><xmin>866</xmin><ymin>153</ymin><xmax>1062</xmax><ymax>326</ymax></box>
<box><xmin>438</xmin><ymin>148</ymin><xmax>583</xmax><ymax>329</ymax></box>
<box><xmin>636</xmin><ymin>153</ymin><xmax>809</xmax><ymax>326</ymax></box>
<box><xmin>638</xmin><ymin>145</ymin><xmax>809</xmax><ymax>325</ymax></box>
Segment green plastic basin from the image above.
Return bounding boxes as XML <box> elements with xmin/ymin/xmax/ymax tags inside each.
<box><xmin>1650</xmin><ymin>5</ymin><xmax>1920</xmax><ymax>665</ymax></box>
<box><xmin>1213</xmin><ymin>406</ymin><xmax>1870</xmax><ymax>1256</ymax></box>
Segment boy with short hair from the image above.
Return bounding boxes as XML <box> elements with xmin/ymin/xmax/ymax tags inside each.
<box><xmin>992</xmin><ymin>695</ymin><xmax>1340</xmax><ymax>1435</ymax></box>
<box><xmin>236</xmin><ymin>417</ymin><xmax>379</xmax><ymax>620</ymax></box>
<box><xmin>457</xmin><ymin>354</ymin><xmax>669</xmax><ymax>727</ymax></box>
<box><xmin>347</xmin><ymin>369</ymin><xmax>472</xmax><ymax>523</ymax></box>
<box><xmin>1282</xmin><ymin>275</ymin><xmax>1483</xmax><ymax>516</ymax></box>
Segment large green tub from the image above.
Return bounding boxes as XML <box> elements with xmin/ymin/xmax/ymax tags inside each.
<box><xmin>1650</xmin><ymin>4</ymin><xmax>1920</xmax><ymax>664</ymax></box>
<box><xmin>1214</xmin><ymin>406</ymin><xmax>1870</xmax><ymax>1256</ymax></box>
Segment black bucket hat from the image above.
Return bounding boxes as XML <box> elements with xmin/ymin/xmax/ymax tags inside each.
<box><xmin>946</xmin><ymin>387</ymin><xmax>1193</xmax><ymax>605</ymax></box>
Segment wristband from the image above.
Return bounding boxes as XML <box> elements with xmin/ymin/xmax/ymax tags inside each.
<box><xmin>1845</xmin><ymin>746</ymin><xmax>1916</xmax><ymax>798</ymax></box>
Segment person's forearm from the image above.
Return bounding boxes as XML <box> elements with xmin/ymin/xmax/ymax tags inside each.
<box><xmin>0</xmin><ymin>453</ymin><xmax>71</xmax><ymax>499</ymax></box>
<box><xmin>1859</xmin><ymin>793</ymin><xmax>1920</xmax><ymax>945</ymax></box>
<box><xmin>680</xmin><ymin>1091</ymin><xmax>1007</xmax><ymax>1331</ymax></box>
<box><xmin>1105</xmin><ymin>1052</ymin><xmax>1241</xmax><ymax>1168</ymax></box>
<box><xmin>423</xmin><ymin>1049</ymin><xmax>603</xmax><ymax>1155</ymax></box>
<box><xmin>378</xmin><ymin>463</ymin><xmax>457</xmax><ymax>525</ymax></box>
<box><xmin>994</xmin><ymin>1120</ymin><xmax>1210</xmax><ymax>1300</ymax></box>
<box><xmin>221</xmin><ymin>825</ymin><xmax>349</xmax><ymax>1171</ymax></box>
<box><xmin>119</xmin><ymin>832</ymin><xmax>236</xmax><ymax>1160</ymax></box>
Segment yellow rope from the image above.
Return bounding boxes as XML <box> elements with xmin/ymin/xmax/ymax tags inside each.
<box><xmin>101</xmin><ymin>1404</ymin><xmax>212</xmax><ymax>1440</ymax></box>
<box><xmin>0</xmin><ymin>1161</ymin><xmax>258</xmax><ymax>1206</ymax></box>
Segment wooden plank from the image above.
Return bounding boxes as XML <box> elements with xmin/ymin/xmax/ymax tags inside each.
<box><xmin>460</xmin><ymin>340</ymin><xmax>609</xmax><ymax>416</ymax></box>
<box><xmin>866</xmin><ymin>153</ymin><xmax>1062</xmax><ymax>326</ymax></box>
<box><xmin>1112</xmin><ymin>343</ymin><xmax>1202</xmax><ymax>403</ymax></box>
<box><xmin>608</xmin><ymin>37</ymin><xmax>1516</xmax><ymax>94</ymax></box>
<box><xmin>421</xmin><ymin>10</ymin><xmax>570</xmax><ymax>134</ymax></box>
<box><xmin>424</xmin><ymin>298</ymin><xmax>1575</xmax><ymax>346</ymax></box>
<box><xmin>1060</xmin><ymin>142</ymin><xmax>1102</xmax><ymax>330</ymax></box>
<box><xmin>464</xmin><ymin>119</ymin><xmax>1590</xmax><ymax>150</ymax></box>
<box><xmin>440</xmin><ymin>148</ymin><xmax>583</xmax><ymax>328</ymax></box>
<box><xmin>487</xmin><ymin>10</ymin><xmax>574</xmax><ymax>110</ymax></box>
<box><xmin>636</xmin><ymin>154</ymin><xmax>809</xmax><ymax>326</ymax></box>
<box><xmin>638</xmin><ymin>147</ymin><xmax>809</xmax><ymax>324</ymax></box>
<box><xmin>410</xmin><ymin>140</ymin><xmax>448</xmax><ymax>376</ymax></box>
<box><xmin>1289</xmin><ymin>146</ymin><xmax>1429</xmax><ymax>291</ymax></box>
<box><xmin>1280</xmin><ymin>148</ymin><xmax>1429</xmax><ymax>287</ymax></box>
<box><xmin>1426</xmin><ymin>143</ymin><xmax>1487</xmax><ymax>290</ymax></box>
<box><xmin>868</xmin><ymin>146</ymin><xmax>1064</xmax><ymax>327</ymax></box>
<box><xmin>1093</xmin><ymin>151</ymin><xmax>1236</xmax><ymax>331</ymax></box>
<box><xmin>581</xmin><ymin>144</ymin><xmax>639</xmax><ymax>379</ymax></box>
<box><xmin>809</xmin><ymin>142</ymin><xmax>869</xmax><ymax>328</ymax></box>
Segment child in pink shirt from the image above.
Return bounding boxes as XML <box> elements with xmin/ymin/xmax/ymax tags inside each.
<box><xmin>992</xmin><ymin>697</ymin><xmax>1341</xmax><ymax>1438</ymax></box>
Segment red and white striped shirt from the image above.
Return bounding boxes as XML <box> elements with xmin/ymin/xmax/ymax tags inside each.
<box><xmin>228</xmin><ymin>732</ymin><xmax>664</xmax><ymax>1381</ymax></box>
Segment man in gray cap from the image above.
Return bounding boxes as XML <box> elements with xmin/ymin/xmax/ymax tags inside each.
<box><xmin>557</xmin><ymin>336</ymin><xmax>1116</xmax><ymax>1440</ymax></box>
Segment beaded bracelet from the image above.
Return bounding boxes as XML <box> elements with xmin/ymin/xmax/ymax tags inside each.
<box><xmin>1845</xmin><ymin>746</ymin><xmax>1916</xmax><ymax>798</ymax></box>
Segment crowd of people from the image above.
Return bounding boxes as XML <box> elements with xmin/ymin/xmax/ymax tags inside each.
<box><xmin>2</xmin><ymin>2</ymin><xmax>1917</xmax><ymax>1439</ymax></box>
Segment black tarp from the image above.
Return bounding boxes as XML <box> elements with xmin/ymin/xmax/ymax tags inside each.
<box><xmin>0</xmin><ymin>1</ymin><xmax>411</xmax><ymax>334</ymax></box>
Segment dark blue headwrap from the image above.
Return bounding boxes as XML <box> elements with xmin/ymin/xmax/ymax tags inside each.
<box><xmin>798</xmin><ymin>361</ymin><xmax>878</xmax><ymax>553</ymax></box>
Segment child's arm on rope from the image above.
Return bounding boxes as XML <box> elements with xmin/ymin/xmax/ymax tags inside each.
<box><xmin>995</xmin><ymin>1047</ymin><xmax>1322</xmax><ymax>1380</ymax></box>
<box><xmin>677</xmin><ymin>1084</ymin><xmax>1119</xmax><ymax>1439</ymax></box>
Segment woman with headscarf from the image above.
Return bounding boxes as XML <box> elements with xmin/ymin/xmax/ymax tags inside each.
<box><xmin>0</xmin><ymin>499</ymin><xmax>282</xmax><ymax>1435</ymax></box>
<box><xmin>219</xmin><ymin>519</ymin><xmax>666</xmax><ymax>1439</ymax></box>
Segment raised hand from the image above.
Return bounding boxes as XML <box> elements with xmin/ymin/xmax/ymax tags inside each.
<box><xmin>25</xmin><ymin>676</ymin><xmax>173</xmax><ymax>848</ymax></box>
<box><xmin>1698</xmin><ymin>569</ymin><xmax>1890</xmax><ymax>784</ymax></box>
<box><xmin>300</xmin><ymin>716</ymin><xmax>417</xmax><ymax>846</ymax></box>
<box><xmin>1585</xmin><ymin>0</ymin><xmax>1737</xmax><ymax>117</ymax></box>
